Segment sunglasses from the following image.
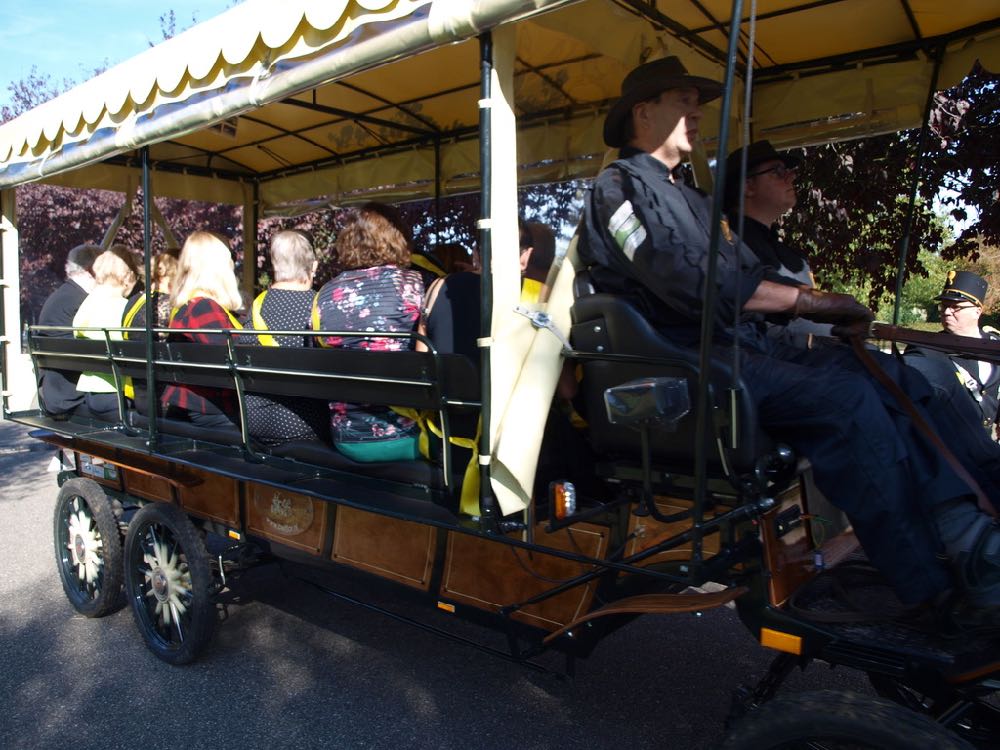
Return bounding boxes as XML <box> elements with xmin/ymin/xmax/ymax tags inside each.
<box><xmin>939</xmin><ymin>302</ymin><xmax>979</xmax><ymax>312</ymax></box>
<box><xmin>748</xmin><ymin>164</ymin><xmax>797</xmax><ymax>179</ymax></box>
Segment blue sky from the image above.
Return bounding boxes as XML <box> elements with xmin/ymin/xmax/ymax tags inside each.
<box><xmin>1</xmin><ymin>1</ymin><xmax>235</xmax><ymax>110</ymax></box>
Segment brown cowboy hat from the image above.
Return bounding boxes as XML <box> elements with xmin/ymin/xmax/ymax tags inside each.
<box><xmin>603</xmin><ymin>56</ymin><xmax>722</xmax><ymax>148</ymax></box>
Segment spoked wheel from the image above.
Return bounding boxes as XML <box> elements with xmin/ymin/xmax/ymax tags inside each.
<box><xmin>719</xmin><ymin>689</ymin><xmax>975</xmax><ymax>750</ymax></box>
<box><xmin>124</xmin><ymin>502</ymin><xmax>216</xmax><ymax>665</ymax></box>
<box><xmin>869</xmin><ymin>673</ymin><xmax>1000</xmax><ymax>748</ymax></box>
<box><xmin>53</xmin><ymin>478</ymin><xmax>124</xmax><ymax>617</ymax></box>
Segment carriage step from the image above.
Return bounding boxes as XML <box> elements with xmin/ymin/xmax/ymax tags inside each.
<box><xmin>542</xmin><ymin>587</ymin><xmax>748</xmax><ymax>644</ymax></box>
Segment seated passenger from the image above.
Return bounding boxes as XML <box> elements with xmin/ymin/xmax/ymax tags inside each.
<box><xmin>122</xmin><ymin>248</ymin><xmax>180</xmax><ymax>415</ymax></box>
<box><xmin>71</xmin><ymin>246</ymin><xmax>139</xmax><ymax>422</ymax></box>
<box><xmin>161</xmin><ymin>231</ymin><xmax>243</xmax><ymax>430</ymax></box>
<box><xmin>314</xmin><ymin>205</ymin><xmax>424</xmax><ymax>461</ymax></box>
<box><xmin>578</xmin><ymin>56</ymin><xmax>1000</xmax><ymax>633</ymax></box>
<box><xmin>519</xmin><ymin>220</ymin><xmax>556</xmax><ymax>304</ymax></box>
<box><xmin>906</xmin><ymin>270</ymin><xmax>1000</xmax><ymax>439</ymax></box>
<box><xmin>36</xmin><ymin>243</ymin><xmax>101</xmax><ymax>416</ymax></box>
<box><xmin>724</xmin><ymin>141</ymin><xmax>832</xmax><ymax>347</ymax></box>
<box><xmin>242</xmin><ymin>230</ymin><xmax>329</xmax><ymax>445</ymax></box>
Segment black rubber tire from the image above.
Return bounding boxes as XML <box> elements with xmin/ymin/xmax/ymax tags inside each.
<box><xmin>868</xmin><ymin>673</ymin><xmax>1000</xmax><ymax>748</ymax></box>
<box><xmin>719</xmin><ymin>689</ymin><xmax>975</xmax><ymax>750</ymax></box>
<box><xmin>53</xmin><ymin>477</ymin><xmax>124</xmax><ymax>617</ymax></box>
<box><xmin>124</xmin><ymin>502</ymin><xmax>216</xmax><ymax>665</ymax></box>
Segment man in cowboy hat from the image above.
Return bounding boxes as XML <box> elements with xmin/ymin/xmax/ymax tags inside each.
<box><xmin>906</xmin><ymin>270</ymin><xmax>1000</xmax><ymax>438</ymax></box>
<box><xmin>577</xmin><ymin>56</ymin><xmax>1000</xmax><ymax>632</ymax></box>
<box><xmin>723</xmin><ymin>140</ymin><xmax>834</xmax><ymax>346</ymax></box>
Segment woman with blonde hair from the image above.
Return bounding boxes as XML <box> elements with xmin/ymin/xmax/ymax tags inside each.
<box><xmin>161</xmin><ymin>231</ymin><xmax>244</xmax><ymax>429</ymax></box>
<box><xmin>122</xmin><ymin>247</ymin><xmax>181</xmax><ymax>415</ymax></box>
<box><xmin>72</xmin><ymin>244</ymin><xmax>139</xmax><ymax>421</ymax></box>
<box><xmin>313</xmin><ymin>203</ymin><xmax>424</xmax><ymax>461</ymax></box>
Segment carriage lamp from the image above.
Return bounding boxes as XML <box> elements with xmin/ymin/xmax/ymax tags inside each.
<box><xmin>551</xmin><ymin>481</ymin><xmax>577</xmax><ymax>520</ymax></box>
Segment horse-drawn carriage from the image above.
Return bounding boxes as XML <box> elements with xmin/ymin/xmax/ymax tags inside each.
<box><xmin>1</xmin><ymin>1</ymin><xmax>998</xmax><ymax>746</ymax></box>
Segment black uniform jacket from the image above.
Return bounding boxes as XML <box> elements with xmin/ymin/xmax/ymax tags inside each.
<box><xmin>906</xmin><ymin>327</ymin><xmax>1000</xmax><ymax>432</ymax></box>
<box><xmin>36</xmin><ymin>279</ymin><xmax>88</xmax><ymax>413</ymax></box>
<box><xmin>577</xmin><ymin>148</ymin><xmax>767</xmax><ymax>348</ymax></box>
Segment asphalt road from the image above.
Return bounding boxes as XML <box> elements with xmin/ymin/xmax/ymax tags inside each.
<box><xmin>0</xmin><ymin>419</ymin><xmax>871</xmax><ymax>750</ymax></box>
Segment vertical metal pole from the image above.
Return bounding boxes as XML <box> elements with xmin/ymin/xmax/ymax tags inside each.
<box><xmin>0</xmin><ymin>189</ymin><xmax>9</xmax><ymax>416</ymax></box>
<box><xmin>893</xmin><ymin>50</ymin><xmax>943</xmax><ymax>325</ymax></box>
<box><xmin>141</xmin><ymin>147</ymin><xmax>158</xmax><ymax>450</ymax></box>
<box><xmin>693</xmin><ymin>0</ymin><xmax>745</xmax><ymax>563</ymax></box>
<box><xmin>434</xmin><ymin>138</ymin><xmax>442</xmax><ymax>244</ymax></box>
<box><xmin>477</xmin><ymin>32</ymin><xmax>497</xmax><ymax>528</ymax></box>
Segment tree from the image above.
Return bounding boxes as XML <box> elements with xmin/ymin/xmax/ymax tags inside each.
<box><xmin>780</xmin><ymin>63</ymin><xmax>1000</xmax><ymax>310</ymax></box>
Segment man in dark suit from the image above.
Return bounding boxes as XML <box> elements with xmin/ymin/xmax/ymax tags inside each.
<box><xmin>906</xmin><ymin>270</ymin><xmax>1000</xmax><ymax>438</ymax></box>
<box><xmin>577</xmin><ymin>56</ymin><xmax>1000</xmax><ymax>632</ymax></box>
<box><xmin>36</xmin><ymin>244</ymin><xmax>101</xmax><ymax>415</ymax></box>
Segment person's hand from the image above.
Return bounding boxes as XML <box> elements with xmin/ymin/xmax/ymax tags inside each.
<box><xmin>794</xmin><ymin>288</ymin><xmax>874</xmax><ymax>324</ymax></box>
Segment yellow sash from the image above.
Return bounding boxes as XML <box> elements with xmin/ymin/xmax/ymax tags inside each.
<box><xmin>250</xmin><ymin>291</ymin><xmax>278</xmax><ymax>347</ymax></box>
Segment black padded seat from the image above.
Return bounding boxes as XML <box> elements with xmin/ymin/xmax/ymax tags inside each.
<box><xmin>128</xmin><ymin>411</ymin><xmax>245</xmax><ymax>447</ymax></box>
<box><xmin>271</xmin><ymin>440</ymin><xmax>447</xmax><ymax>490</ymax></box>
<box><xmin>570</xmin><ymin>291</ymin><xmax>774</xmax><ymax>475</ymax></box>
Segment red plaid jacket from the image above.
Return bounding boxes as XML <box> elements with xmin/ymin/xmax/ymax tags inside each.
<box><xmin>161</xmin><ymin>297</ymin><xmax>241</xmax><ymax>417</ymax></box>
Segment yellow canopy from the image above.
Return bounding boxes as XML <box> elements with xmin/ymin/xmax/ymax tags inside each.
<box><xmin>0</xmin><ymin>0</ymin><xmax>996</xmax><ymax>206</ymax></box>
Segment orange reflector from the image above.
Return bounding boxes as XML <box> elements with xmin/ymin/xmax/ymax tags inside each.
<box><xmin>760</xmin><ymin>627</ymin><xmax>802</xmax><ymax>655</ymax></box>
<box><xmin>437</xmin><ymin>601</ymin><xmax>456</xmax><ymax>613</ymax></box>
<box><xmin>227</xmin><ymin>530</ymin><xmax>242</xmax><ymax>540</ymax></box>
<box><xmin>551</xmin><ymin>481</ymin><xmax>577</xmax><ymax>520</ymax></box>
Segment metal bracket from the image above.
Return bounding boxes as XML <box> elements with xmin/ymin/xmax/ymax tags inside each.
<box><xmin>513</xmin><ymin>306</ymin><xmax>572</xmax><ymax>353</ymax></box>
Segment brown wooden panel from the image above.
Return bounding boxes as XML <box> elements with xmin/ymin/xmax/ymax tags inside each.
<box><xmin>331</xmin><ymin>507</ymin><xmax>435</xmax><ymax>591</ymax></box>
<box><xmin>122</xmin><ymin>469</ymin><xmax>172</xmax><ymax>502</ymax></box>
<box><xmin>623</xmin><ymin>496</ymin><xmax>723</xmax><ymax>567</ymax></box>
<box><xmin>177</xmin><ymin>469</ymin><xmax>239</xmax><ymax>526</ymax></box>
<box><xmin>761</xmin><ymin>483</ymin><xmax>859</xmax><ymax>606</ymax></box>
<box><xmin>247</xmin><ymin>485</ymin><xmax>327</xmax><ymax>555</ymax></box>
<box><xmin>77</xmin><ymin>453</ymin><xmax>123</xmax><ymax>490</ymax></box>
<box><xmin>440</xmin><ymin>523</ymin><xmax>608</xmax><ymax>631</ymax></box>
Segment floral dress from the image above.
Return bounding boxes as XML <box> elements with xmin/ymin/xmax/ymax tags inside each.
<box><xmin>314</xmin><ymin>265</ymin><xmax>424</xmax><ymax>461</ymax></box>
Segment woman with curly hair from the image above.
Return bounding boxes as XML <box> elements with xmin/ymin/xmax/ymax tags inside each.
<box><xmin>313</xmin><ymin>203</ymin><xmax>424</xmax><ymax>461</ymax></box>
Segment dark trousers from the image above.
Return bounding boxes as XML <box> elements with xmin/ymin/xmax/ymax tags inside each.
<box><xmin>737</xmin><ymin>339</ymin><xmax>1000</xmax><ymax>605</ymax></box>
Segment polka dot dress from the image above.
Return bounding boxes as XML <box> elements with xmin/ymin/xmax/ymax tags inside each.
<box><xmin>243</xmin><ymin>289</ymin><xmax>330</xmax><ymax>445</ymax></box>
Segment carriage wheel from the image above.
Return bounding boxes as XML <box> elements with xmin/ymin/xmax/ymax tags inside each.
<box><xmin>719</xmin><ymin>689</ymin><xmax>974</xmax><ymax>750</ymax></box>
<box><xmin>868</xmin><ymin>673</ymin><xmax>1000</xmax><ymax>748</ymax></box>
<box><xmin>53</xmin><ymin>478</ymin><xmax>124</xmax><ymax>617</ymax></box>
<box><xmin>124</xmin><ymin>502</ymin><xmax>216</xmax><ymax>665</ymax></box>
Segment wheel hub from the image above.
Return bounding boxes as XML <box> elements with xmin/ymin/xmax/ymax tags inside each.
<box><xmin>142</xmin><ymin>538</ymin><xmax>192</xmax><ymax>627</ymax></box>
<box><xmin>65</xmin><ymin>503</ymin><xmax>103</xmax><ymax>585</ymax></box>
<box><xmin>151</xmin><ymin>568</ymin><xmax>170</xmax><ymax>602</ymax></box>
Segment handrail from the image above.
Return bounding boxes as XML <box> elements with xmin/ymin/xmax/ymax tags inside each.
<box><xmin>26</xmin><ymin>327</ymin><xmax>480</xmax><ymax>485</ymax></box>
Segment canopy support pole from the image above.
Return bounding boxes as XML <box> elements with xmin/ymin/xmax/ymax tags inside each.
<box><xmin>694</xmin><ymin>0</ymin><xmax>746</xmax><ymax>564</ymax></box>
<box><xmin>242</xmin><ymin>183</ymin><xmax>259</xmax><ymax>297</ymax></box>
<box><xmin>477</xmin><ymin>31</ymin><xmax>498</xmax><ymax>529</ymax></box>
<box><xmin>892</xmin><ymin>48</ymin><xmax>944</xmax><ymax>325</ymax></box>
<box><xmin>141</xmin><ymin>147</ymin><xmax>158</xmax><ymax>451</ymax></box>
<box><xmin>101</xmin><ymin>181</ymin><xmax>137</xmax><ymax>249</ymax></box>
<box><xmin>434</xmin><ymin>138</ymin><xmax>442</xmax><ymax>244</ymax></box>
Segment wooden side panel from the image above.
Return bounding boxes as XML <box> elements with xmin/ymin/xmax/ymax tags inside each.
<box><xmin>331</xmin><ymin>506</ymin><xmax>435</xmax><ymax>591</ymax></box>
<box><xmin>761</xmin><ymin>482</ymin><xmax>858</xmax><ymax>606</ymax></box>
<box><xmin>77</xmin><ymin>453</ymin><xmax>123</xmax><ymax>490</ymax></box>
<box><xmin>177</xmin><ymin>469</ymin><xmax>239</xmax><ymax>526</ymax></box>
<box><xmin>247</xmin><ymin>485</ymin><xmax>327</xmax><ymax>555</ymax></box>
<box><xmin>623</xmin><ymin>497</ymin><xmax>723</xmax><ymax>566</ymax></box>
<box><xmin>122</xmin><ymin>469</ymin><xmax>172</xmax><ymax>502</ymax></box>
<box><xmin>440</xmin><ymin>523</ymin><xmax>608</xmax><ymax>631</ymax></box>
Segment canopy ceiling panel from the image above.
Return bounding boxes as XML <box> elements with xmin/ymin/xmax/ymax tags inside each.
<box><xmin>0</xmin><ymin>0</ymin><xmax>997</xmax><ymax>204</ymax></box>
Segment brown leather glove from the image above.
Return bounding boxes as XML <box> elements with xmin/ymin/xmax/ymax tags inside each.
<box><xmin>793</xmin><ymin>288</ymin><xmax>874</xmax><ymax>324</ymax></box>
